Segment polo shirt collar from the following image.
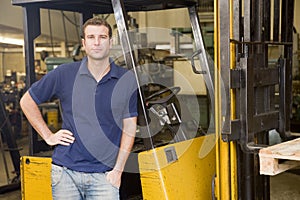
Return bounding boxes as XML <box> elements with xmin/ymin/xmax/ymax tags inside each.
<box><xmin>79</xmin><ymin>57</ymin><xmax>121</xmax><ymax>79</ymax></box>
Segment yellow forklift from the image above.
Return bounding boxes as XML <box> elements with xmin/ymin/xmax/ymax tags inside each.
<box><xmin>12</xmin><ymin>0</ymin><xmax>297</xmax><ymax>199</ymax></box>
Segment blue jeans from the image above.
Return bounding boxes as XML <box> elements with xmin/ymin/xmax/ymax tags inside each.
<box><xmin>51</xmin><ymin>164</ymin><xmax>119</xmax><ymax>200</ymax></box>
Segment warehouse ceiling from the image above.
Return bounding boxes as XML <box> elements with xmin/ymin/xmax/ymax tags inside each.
<box><xmin>0</xmin><ymin>24</ymin><xmax>70</xmax><ymax>51</ymax></box>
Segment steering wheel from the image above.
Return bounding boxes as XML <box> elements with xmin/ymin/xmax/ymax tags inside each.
<box><xmin>145</xmin><ymin>86</ymin><xmax>181</xmax><ymax>107</ymax></box>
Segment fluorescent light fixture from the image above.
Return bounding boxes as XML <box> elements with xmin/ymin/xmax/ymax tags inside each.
<box><xmin>0</xmin><ymin>36</ymin><xmax>24</xmax><ymax>46</ymax></box>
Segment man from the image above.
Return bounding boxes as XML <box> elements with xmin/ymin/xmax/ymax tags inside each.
<box><xmin>20</xmin><ymin>17</ymin><xmax>138</xmax><ymax>199</ymax></box>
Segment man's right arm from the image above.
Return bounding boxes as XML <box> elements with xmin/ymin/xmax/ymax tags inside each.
<box><xmin>20</xmin><ymin>91</ymin><xmax>75</xmax><ymax>146</ymax></box>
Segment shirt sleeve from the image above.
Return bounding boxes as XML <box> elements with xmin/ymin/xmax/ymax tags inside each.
<box><xmin>29</xmin><ymin>68</ymin><xmax>60</xmax><ymax>105</ymax></box>
<box><xmin>122</xmin><ymin>70</ymin><xmax>138</xmax><ymax>119</ymax></box>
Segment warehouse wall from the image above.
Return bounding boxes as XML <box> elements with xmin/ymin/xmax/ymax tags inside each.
<box><xmin>3</xmin><ymin>52</ymin><xmax>25</xmax><ymax>74</ymax></box>
<box><xmin>39</xmin><ymin>9</ymin><xmax>81</xmax><ymax>43</ymax></box>
<box><xmin>0</xmin><ymin>0</ymin><xmax>81</xmax><ymax>43</ymax></box>
<box><xmin>0</xmin><ymin>52</ymin><xmax>24</xmax><ymax>82</ymax></box>
<box><xmin>0</xmin><ymin>0</ymin><xmax>23</xmax><ymax>30</ymax></box>
<box><xmin>129</xmin><ymin>8</ymin><xmax>191</xmax><ymax>44</ymax></box>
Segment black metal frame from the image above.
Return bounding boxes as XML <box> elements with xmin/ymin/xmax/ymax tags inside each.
<box><xmin>12</xmin><ymin>0</ymin><xmax>197</xmax><ymax>13</ymax></box>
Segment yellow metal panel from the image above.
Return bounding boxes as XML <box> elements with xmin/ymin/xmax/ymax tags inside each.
<box><xmin>139</xmin><ymin>135</ymin><xmax>216</xmax><ymax>200</ymax></box>
<box><xmin>219</xmin><ymin>141</ymin><xmax>230</xmax><ymax>200</ymax></box>
<box><xmin>21</xmin><ymin>156</ymin><xmax>52</xmax><ymax>200</ymax></box>
<box><xmin>230</xmin><ymin>142</ymin><xmax>238</xmax><ymax>200</ymax></box>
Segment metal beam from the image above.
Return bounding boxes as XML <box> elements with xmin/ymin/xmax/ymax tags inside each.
<box><xmin>111</xmin><ymin>0</ymin><xmax>153</xmax><ymax>150</ymax></box>
<box><xmin>188</xmin><ymin>6</ymin><xmax>215</xmax><ymax>133</ymax></box>
<box><xmin>23</xmin><ymin>6</ymin><xmax>51</xmax><ymax>155</ymax></box>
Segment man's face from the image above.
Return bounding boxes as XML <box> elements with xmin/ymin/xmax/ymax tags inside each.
<box><xmin>82</xmin><ymin>25</ymin><xmax>112</xmax><ymax>61</ymax></box>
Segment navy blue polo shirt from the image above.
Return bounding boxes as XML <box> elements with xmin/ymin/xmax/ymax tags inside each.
<box><xmin>29</xmin><ymin>57</ymin><xmax>138</xmax><ymax>173</ymax></box>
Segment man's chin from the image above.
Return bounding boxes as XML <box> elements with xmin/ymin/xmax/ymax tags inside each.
<box><xmin>88</xmin><ymin>55</ymin><xmax>108</xmax><ymax>61</ymax></box>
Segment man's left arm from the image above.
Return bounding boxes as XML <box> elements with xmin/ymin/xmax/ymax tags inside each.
<box><xmin>106</xmin><ymin>116</ymin><xmax>137</xmax><ymax>188</ymax></box>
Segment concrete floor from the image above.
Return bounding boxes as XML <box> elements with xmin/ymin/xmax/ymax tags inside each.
<box><xmin>0</xmin><ymin>190</ymin><xmax>20</xmax><ymax>200</ymax></box>
<box><xmin>0</xmin><ymin>136</ymin><xmax>300</xmax><ymax>199</ymax></box>
<box><xmin>271</xmin><ymin>172</ymin><xmax>300</xmax><ymax>199</ymax></box>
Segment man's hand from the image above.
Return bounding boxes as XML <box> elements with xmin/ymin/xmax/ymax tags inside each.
<box><xmin>106</xmin><ymin>169</ymin><xmax>122</xmax><ymax>188</ymax></box>
<box><xmin>45</xmin><ymin>129</ymin><xmax>75</xmax><ymax>146</ymax></box>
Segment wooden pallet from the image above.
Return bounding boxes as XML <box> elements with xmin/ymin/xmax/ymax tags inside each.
<box><xmin>259</xmin><ymin>137</ymin><xmax>300</xmax><ymax>176</ymax></box>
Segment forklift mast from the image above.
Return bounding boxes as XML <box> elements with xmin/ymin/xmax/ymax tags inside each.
<box><xmin>217</xmin><ymin>0</ymin><xmax>295</xmax><ymax>199</ymax></box>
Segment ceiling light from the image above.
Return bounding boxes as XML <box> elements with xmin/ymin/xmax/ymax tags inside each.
<box><xmin>0</xmin><ymin>36</ymin><xmax>24</xmax><ymax>46</ymax></box>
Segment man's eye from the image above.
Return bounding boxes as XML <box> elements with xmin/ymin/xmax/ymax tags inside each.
<box><xmin>87</xmin><ymin>36</ymin><xmax>95</xmax><ymax>39</ymax></box>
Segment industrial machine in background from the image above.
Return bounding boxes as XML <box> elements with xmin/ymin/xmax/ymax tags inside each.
<box><xmin>0</xmin><ymin>72</ymin><xmax>23</xmax><ymax>193</ymax></box>
<box><xmin>11</xmin><ymin>0</ymin><xmax>298</xmax><ymax>199</ymax></box>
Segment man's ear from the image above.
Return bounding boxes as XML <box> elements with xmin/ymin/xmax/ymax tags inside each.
<box><xmin>109</xmin><ymin>38</ymin><xmax>113</xmax><ymax>48</ymax></box>
<box><xmin>81</xmin><ymin>38</ymin><xmax>85</xmax><ymax>48</ymax></box>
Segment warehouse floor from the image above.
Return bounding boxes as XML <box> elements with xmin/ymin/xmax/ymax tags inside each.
<box><xmin>0</xmin><ymin>135</ymin><xmax>300</xmax><ymax>199</ymax></box>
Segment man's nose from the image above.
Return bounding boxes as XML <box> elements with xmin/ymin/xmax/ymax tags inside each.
<box><xmin>94</xmin><ymin>37</ymin><xmax>101</xmax><ymax>45</ymax></box>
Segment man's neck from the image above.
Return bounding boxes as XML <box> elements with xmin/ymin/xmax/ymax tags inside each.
<box><xmin>87</xmin><ymin>57</ymin><xmax>111</xmax><ymax>82</ymax></box>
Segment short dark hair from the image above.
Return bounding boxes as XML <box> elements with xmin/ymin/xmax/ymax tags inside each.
<box><xmin>81</xmin><ymin>17</ymin><xmax>112</xmax><ymax>39</ymax></box>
